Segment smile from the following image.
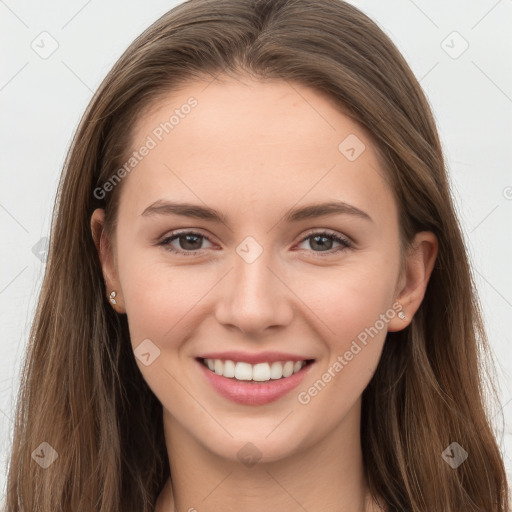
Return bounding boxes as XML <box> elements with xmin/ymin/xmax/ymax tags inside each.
<box><xmin>196</xmin><ymin>357</ymin><xmax>315</xmax><ymax>405</ymax></box>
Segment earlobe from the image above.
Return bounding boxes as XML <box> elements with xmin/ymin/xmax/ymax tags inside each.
<box><xmin>90</xmin><ymin>208</ymin><xmax>125</xmax><ymax>313</ymax></box>
<box><xmin>388</xmin><ymin>231</ymin><xmax>438</xmax><ymax>332</ymax></box>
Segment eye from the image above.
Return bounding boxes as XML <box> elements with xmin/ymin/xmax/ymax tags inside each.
<box><xmin>296</xmin><ymin>230</ymin><xmax>352</xmax><ymax>255</ymax></box>
<box><xmin>157</xmin><ymin>229</ymin><xmax>352</xmax><ymax>257</ymax></box>
<box><xmin>158</xmin><ymin>231</ymin><xmax>214</xmax><ymax>256</ymax></box>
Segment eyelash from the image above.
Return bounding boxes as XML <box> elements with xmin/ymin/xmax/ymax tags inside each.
<box><xmin>157</xmin><ymin>229</ymin><xmax>352</xmax><ymax>257</ymax></box>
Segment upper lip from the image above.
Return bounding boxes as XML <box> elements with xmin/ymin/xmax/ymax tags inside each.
<box><xmin>196</xmin><ymin>351</ymin><xmax>315</xmax><ymax>365</ymax></box>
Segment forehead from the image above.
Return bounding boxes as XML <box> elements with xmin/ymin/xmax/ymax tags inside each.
<box><xmin>119</xmin><ymin>76</ymin><xmax>395</xmax><ymax>224</ymax></box>
<box><xmin>132</xmin><ymin>76</ymin><xmax>371</xmax><ymax>157</ymax></box>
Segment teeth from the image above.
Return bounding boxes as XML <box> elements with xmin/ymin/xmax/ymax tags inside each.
<box><xmin>223</xmin><ymin>359</ymin><xmax>235</xmax><ymax>378</ymax></box>
<box><xmin>270</xmin><ymin>362</ymin><xmax>284</xmax><ymax>379</ymax></box>
<box><xmin>252</xmin><ymin>362</ymin><xmax>271</xmax><ymax>381</ymax></box>
<box><xmin>202</xmin><ymin>358</ymin><xmax>308</xmax><ymax>381</ymax></box>
<box><xmin>234</xmin><ymin>362</ymin><xmax>253</xmax><ymax>381</ymax></box>
<box><xmin>284</xmin><ymin>361</ymin><xmax>294</xmax><ymax>377</ymax></box>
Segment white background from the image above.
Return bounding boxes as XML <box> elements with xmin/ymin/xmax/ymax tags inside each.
<box><xmin>1</xmin><ymin>0</ymin><xmax>511</xmax><ymax>504</ymax></box>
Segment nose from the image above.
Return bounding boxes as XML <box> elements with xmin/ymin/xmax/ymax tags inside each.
<box><xmin>215</xmin><ymin>249</ymin><xmax>294</xmax><ymax>336</ymax></box>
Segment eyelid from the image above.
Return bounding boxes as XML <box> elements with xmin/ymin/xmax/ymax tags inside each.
<box><xmin>297</xmin><ymin>228</ymin><xmax>352</xmax><ymax>244</ymax></box>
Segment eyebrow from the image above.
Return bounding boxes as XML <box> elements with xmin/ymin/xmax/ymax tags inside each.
<box><xmin>141</xmin><ymin>199</ymin><xmax>373</xmax><ymax>224</ymax></box>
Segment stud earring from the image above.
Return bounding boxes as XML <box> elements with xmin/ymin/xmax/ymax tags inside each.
<box><xmin>398</xmin><ymin>310</ymin><xmax>406</xmax><ymax>321</ymax></box>
<box><xmin>109</xmin><ymin>291</ymin><xmax>117</xmax><ymax>305</ymax></box>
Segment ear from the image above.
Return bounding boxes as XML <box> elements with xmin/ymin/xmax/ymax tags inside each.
<box><xmin>387</xmin><ymin>231</ymin><xmax>438</xmax><ymax>332</ymax></box>
<box><xmin>91</xmin><ymin>208</ymin><xmax>125</xmax><ymax>313</ymax></box>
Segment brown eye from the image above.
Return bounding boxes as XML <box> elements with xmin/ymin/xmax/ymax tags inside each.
<box><xmin>297</xmin><ymin>231</ymin><xmax>351</xmax><ymax>255</ymax></box>
<box><xmin>159</xmin><ymin>231</ymin><xmax>214</xmax><ymax>255</ymax></box>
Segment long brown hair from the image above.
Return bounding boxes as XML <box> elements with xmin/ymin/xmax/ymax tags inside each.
<box><xmin>4</xmin><ymin>0</ymin><xmax>509</xmax><ymax>510</ymax></box>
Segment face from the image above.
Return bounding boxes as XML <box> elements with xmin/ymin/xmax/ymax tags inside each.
<box><xmin>96</xmin><ymin>76</ymin><xmax>411</xmax><ymax>464</ymax></box>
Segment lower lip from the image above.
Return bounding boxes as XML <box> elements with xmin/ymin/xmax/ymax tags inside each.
<box><xmin>196</xmin><ymin>359</ymin><xmax>314</xmax><ymax>406</ymax></box>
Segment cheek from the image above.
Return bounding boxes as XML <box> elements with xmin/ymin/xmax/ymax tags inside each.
<box><xmin>293</xmin><ymin>277</ymin><xmax>393</xmax><ymax>428</ymax></box>
<box><xmin>294</xmin><ymin>259</ymin><xmax>399</xmax><ymax>345</ymax></box>
<box><xmin>118</xmin><ymin>254</ymin><xmax>210</xmax><ymax>344</ymax></box>
<box><xmin>292</xmin><ymin>257</ymin><xmax>398</xmax><ymax>400</ymax></box>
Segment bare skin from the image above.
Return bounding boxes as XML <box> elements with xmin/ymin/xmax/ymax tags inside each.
<box><xmin>91</xmin><ymin>76</ymin><xmax>437</xmax><ymax>512</ymax></box>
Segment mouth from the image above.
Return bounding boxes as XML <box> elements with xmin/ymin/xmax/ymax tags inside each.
<box><xmin>195</xmin><ymin>357</ymin><xmax>315</xmax><ymax>405</ymax></box>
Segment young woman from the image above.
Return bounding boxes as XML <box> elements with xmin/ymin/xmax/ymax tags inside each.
<box><xmin>3</xmin><ymin>0</ymin><xmax>509</xmax><ymax>511</ymax></box>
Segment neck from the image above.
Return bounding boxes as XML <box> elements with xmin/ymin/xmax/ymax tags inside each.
<box><xmin>156</xmin><ymin>399</ymin><xmax>380</xmax><ymax>512</ymax></box>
